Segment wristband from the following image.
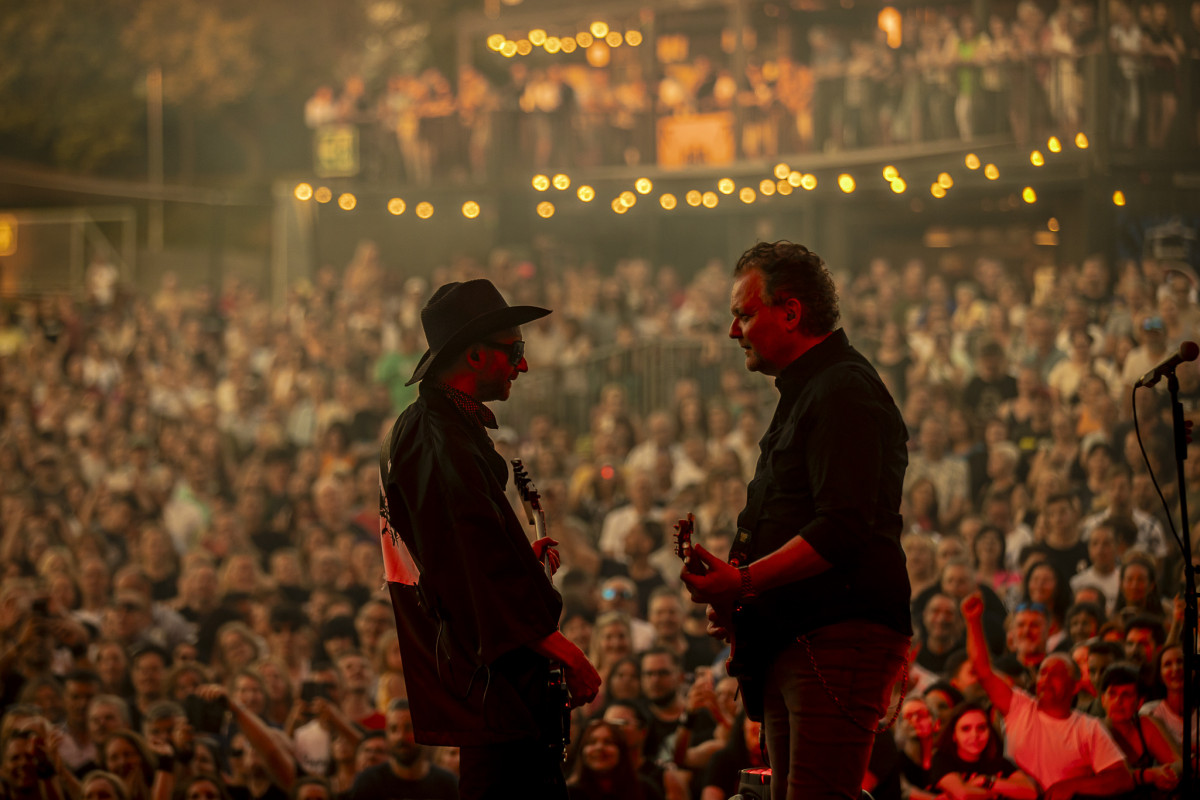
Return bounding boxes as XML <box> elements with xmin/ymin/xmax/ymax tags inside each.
<box><xmin>739</xmin><ymin>565</ymin><xmax>757</xmax><ymax>602</ymax></box>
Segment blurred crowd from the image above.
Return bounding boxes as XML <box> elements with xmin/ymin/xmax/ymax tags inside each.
<box><xmin>2</xmin><ymin>225</ymin><xmax>1200</xmax><ymax>800</ymax></box>
<box><xmin>305</xmin><ymin>0</ymin><xmax>1200</xmax><ymax>183</ymax></box>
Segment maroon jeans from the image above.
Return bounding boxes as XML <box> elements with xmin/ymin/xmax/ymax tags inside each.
<box><xmin>762</xmin><ymin>620</ymin><xmax>910</xmax><ymax>800</ymax></box>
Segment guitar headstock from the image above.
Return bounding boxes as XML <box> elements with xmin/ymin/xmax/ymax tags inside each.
<box><xmin>673</xmin><ymin>513</ymin><xmax>695</xmax><ymax>561</ymax></box>
<box><xmin>511</xmin><ymin>459</ymin><xmax>529</xmax><ymax>498</ymax></box>
<box><xmin>510</xmin><ymin>458</ymin><xmax>542</xmax><ymax>519</ymax></box>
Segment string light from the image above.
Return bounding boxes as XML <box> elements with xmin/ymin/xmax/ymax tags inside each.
<box><xmin>739</xmin><ymin>187</ymin><xmax>756</xmax><ymax>203</ymax></box>
<box><xmin>937</xmin><ymin>173</ymin><xmax>953</xmax><ymax>189</ymax></box>
<box><xmin>984</xmin><ymin>164</ymin><xmax>1000</xmax><ymax>180</ymax></box>
<box><xmin>537</xmin><ymin>201</ymin><xmax>555</xmax><ymax>218</ymax></box>
<box><xmin>1030</xmin><ymin>150</ymin><xmax>1045</xmax><ymax>167</ymax></box>
<box><xmin>718</xmin><ymin>178</ymin><xmax>735</xmax><ymax>195</ymax></box>
<box><xmin>776</xmin><ymin>180</ymin><xmax>793</xmax><ymax>195</ymax></box>
<box><xmin>931</xmin><ymin>183</ymin><xmax>947</xmax><ymax>199</ymax></box>
<box><xmin>590</xmin><ymin>21</ymin><xmax>609</xmax><ymax>38</ymax></box>
<box><xmin>775</xmin><ymin>163</ymin><xmax>791</xmax><ymax>180</ymax></box>
<box><xmin>314</xmin><ymin>187</ymin><xmax>332</xmax><ymax>203</ymax></box>
<box><xmin>501</xmin><ymin>41</ymin><xmax>518</xmax><ymax>57</ymax></box>
<box><xmin>528</xmin><ymin>29</ymin><xmax>547</xmax><ymax>46</ymax></box>
<box><xmin>759</xmin><ymin>179</ymin><xmax>776</xmax><ymax>196</ymax></box>
<box><xmin>659</xmin><ymin>193</ymin><xmax>677</xmax><ymax>210</ymax></box>
<box><xmin>544</xmin><ymin>37</ymin><xmax>562</xmax><ymax>54</ymax></box>
<box><xmin>625</xmin><ymin>30</ymin><xmax>643</xmax><ymax>46</ymax></box>
<box><xmin>787</xmin><ymin>171</ymin><xmax>803</xmax><ymax>187</ymax></box>
<box><xmin>1048</xmin><ymin>218</ymin><xmax>1060</xmax><ymax>231</ymax></box>
<box><xmin>415</xmin><ymin>202</ymin><xmax>434</xmax><ymax>219</ymax></box>
<box><xmin>387</xmin><ymin>198</ymin><xmax>406</xmax><ymax>215</ymax></box>
<box><xmin>635</xmin><ymin>178</ymin><xmax>653</xmax><ymax>194</ymax></box>
<box><xmin>702</xmin><ymin>191</ymin><xmax>718</xmax><ymax>208</ymax></box>
<box><xmin>532</xmin><ymin>174</ymin><xmax>550</xmax><ymax>191</ymax></box>
<box><xmin>965</xmin><ymin>154</ymin><xmax>981</xmax><ymax>170</ymax></box>
<box><xmin>800</xmin><ymin>174</ymin><xmax>817</xmax><ymax>190</ymax></box>
<box><xmin>605</xmin><ymin>31</ymin><xmax>623</xmax><ymax>47</ymax></box>
<box><xmin>487</xmin><ymin>34</ymin><xmax>506</xmax><ymax>51</ymax></box>
<box><xmin>611</xmin><ymin>197</ymin><xmax>626</xmax><ymax>213</ymax></box>
<box><xmin>882</xmin><ymin>165</ymin><xmax>899</xmax><ymax>181</ymax></box>
<box><xmin>515</xmin><ymin>39</ymin><xmax>533</xmax><ymax>56</ymax></box>
<box><xmin>337</xmin><ymin>193</ymin><xmax>356</xmax><ymax>210</ymax></box>
<box><xmin>890</xmin><ymin>178</ymin><xmax>906</xmax><ymax>194</ymax></box>
<box><xmin>552</xmin><ymin>173</ymin><xmax>570</xmax><ymax>190</ymax></box>
<box><xmin>576</xmin><ymin>31</ymin><xmax>594</xmax><ymax>48</ymax></box>
<box><xmin>293</xmin><ymin>183</ymin><xmax>313</xmax><ymax>201</ymax></box>
<box><xmin>1022</xmin><ymin>187</ymin><xmax>1037</xmax><ymax>204</ymax></box>
<box><xmin>1074</xmin><ymin>132</ymin><xmax>1089</xmax><ymax>149</ymax></box>
<box><xmin>561</xmin><ymin>37</ymin><xmax>577</xmax><ymax>53</ymax></box>
<box><xmin>686</xmin><ymin>190</ymin><xmax>703</xmax><ymax>207</ymax></box>
<box><xmin>837</xmin><ymin>174</ymin><xmax>856</xmax><ymax>193</ymax></box>
<box><xmin>1048</xmin><ymin>136</ymin><xmax>1062</xmax><ymax>153</ymax></box>
<box><xmin>1113</xmin><ymin>190</ymin><xmax>1126</xmax><ymax>206</ymax></box>
<box><xmin>577</xmin><ymin>185</ymin><xmax>595</xmax><ymax>202</ymax></box>
<box><xmin>462</xmin><ymin>201</ymin><xmax>480</xmax><ymax>218</ymax></box>
<box><xmin>619</xmin><ymin>190</ymin><xmax>636</xmax><ymax>207</ymax></box>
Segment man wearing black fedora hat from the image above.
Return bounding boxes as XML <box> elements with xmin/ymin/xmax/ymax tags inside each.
<box><xmin>378</xmin><ymin>279</ymin><xmax>601</xmax><ymax>799</ymax></box>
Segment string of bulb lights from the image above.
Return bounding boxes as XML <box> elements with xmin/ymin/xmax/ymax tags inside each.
<box><xmin>485</xmin><ymin>21</ymin><xmax>643</xmax><ymax>59</ymax></box>
<box><xmin>292</xmin><ymin>128</ymin><xmax>1128</xmax><ymax>225</ymax></box>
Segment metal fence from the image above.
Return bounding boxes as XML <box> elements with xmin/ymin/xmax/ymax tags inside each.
<box><xmin>502</xmin><ymin>336</ymin><xmax>755</xmax><ymax>437</ymax></box>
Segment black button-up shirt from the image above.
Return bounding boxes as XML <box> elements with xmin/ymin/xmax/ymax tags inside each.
<box><xmin>737</xmin><ymin>329</ymin><xmax>913</xmax><ymax>651</ymax></box>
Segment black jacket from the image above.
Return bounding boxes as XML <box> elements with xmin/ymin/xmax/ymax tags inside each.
<box><xmin>380</xmin><ymin>384</ymin><xmax>562</xmax><ymax>745</ymax></box>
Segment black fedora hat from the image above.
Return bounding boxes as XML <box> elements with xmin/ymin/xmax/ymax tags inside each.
<box><xmin>406</xmin><ymin>279</ymin><xmax>550</xmax><ymax>386</ymax></box>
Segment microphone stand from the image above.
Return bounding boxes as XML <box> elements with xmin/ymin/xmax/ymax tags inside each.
<box><xmin>1165</xmin><ymin>369</ymin><xmax>1197</xmax><ymax>792</ymax></box>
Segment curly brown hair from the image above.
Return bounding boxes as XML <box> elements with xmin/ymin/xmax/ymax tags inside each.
<box><xmin>733</xmin><ymin>240</ymin><xmax>840</xmax><ymax>336</ymax></box>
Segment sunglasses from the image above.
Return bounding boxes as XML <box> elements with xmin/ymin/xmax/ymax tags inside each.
<box><xmin>481</xmin><ymin>339</ymin><xmax>525</xmax><ymax>367</ymax></box>
<box><xmin>601</xmin><ymin>587</ymin><xmax>634</xmax><ymax>601</ymax></box>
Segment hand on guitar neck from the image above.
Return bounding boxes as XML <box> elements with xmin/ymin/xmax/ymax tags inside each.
<box><xmin>530</xmin><ymin>537</ymin><xmax>560</xmax><ymax>575</ymax></box>
<box><xmin>674</xmin><ymin>515</ymin><xmax>741</xmax><ymax>643</ymax></box>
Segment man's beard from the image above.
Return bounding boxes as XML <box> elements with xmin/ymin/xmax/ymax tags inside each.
<box><xmin>392</xmin><ymin>743</ymin><xmax>421</xmax><ymax>767</ymax></box>
<box><xmin>647</xmin><ymin>690</ymin><xmax>677</xmax><ymax>709</ymax></box>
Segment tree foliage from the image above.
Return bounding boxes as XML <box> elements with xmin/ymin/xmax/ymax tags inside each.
<box><xmin>0</xmin><ymin>0</ymin><xmax>474</xmax><ymax>176</ymax></box>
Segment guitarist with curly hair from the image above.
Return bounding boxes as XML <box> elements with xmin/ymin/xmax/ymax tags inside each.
<box><xmin>681</xmin><ymin>242</ymin><xmax>912</xmax><ymax>800</ymax></box>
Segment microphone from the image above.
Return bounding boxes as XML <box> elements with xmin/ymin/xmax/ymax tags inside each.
<box><xmin>1135</xmin><ymin>341</ymin><xmax>1200</xmax><ymax>388</ymax></box>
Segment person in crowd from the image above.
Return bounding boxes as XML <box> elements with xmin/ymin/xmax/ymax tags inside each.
<box><xmin>566</xmin><ymin>719</ymin><xmax>653</xmax><ymax>800</ymax></box>
<box><xmin>1139</xmin><ymin>644</ymin><xmax>1198</xmax><ymax>754</ymax></box>
<box><xmin>1114</xmin><ymin>552</ymin><xmax>1171</xmax><ymax>623</ymax></box>
<box><xmin>895</xmin><ymin>696</ymin><xmax>938</xmax><ymax>797</ymax></box>
<box><xmin>1069</xmin><ymin>521</ymin><xmax>1123</xmax><ymax>613</ymax></box>
<box><xmin>59</xmin><ymin>669</ymin><xmax>102</xmax><ymax>775</ymax></box>
<box><xmin>1019</xmin><ymin>561</ymin><xmax>1074</xmax><ymax>650</ymax></box>
<box><xmin>913</xmin><ymin>593</ymin><xmax>965</xmax><ymax>678</ymax></box>
<box><xmin>1097</xmin><ymin>663</ymin><xmax>1182</xmax><ymax>793</ymax></box>
<box><xmin>80</xmin><ymin>770</ymin><xmax>131</xmax><ymax>800</ymax></box>
<box><xmin>961</xmin><ymin>592</ymin><xmax>1131</xmax><ymax>797</ymax></box>
<box><xmin>646</xmin><ymin>588</ymin><xmax>716</xmax><ymax>674</ymax></box>
<box><xmin>698</xmin><ymin>711</ymin><xmax>765</xmax><ymax>800</ymax></box>
<box><xmin>600</xmin><ymin>702</ymin><xmax>664</xmax><ymax>799</ymax></box>
<box><xmin>927</xmin><ymin>701</ymin><xmax>1038</xmax><ymax>798</ymax></box>
<box><xmin>344</xmin><ymin>700</ymin><xmax>456</xmax><ymax>800</ymax></box>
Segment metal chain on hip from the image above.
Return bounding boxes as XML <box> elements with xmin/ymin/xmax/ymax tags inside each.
<box><xmin>797</xmin><ymin>634</ymin><xmax>910</xmax><ymax>734</ymax></box>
